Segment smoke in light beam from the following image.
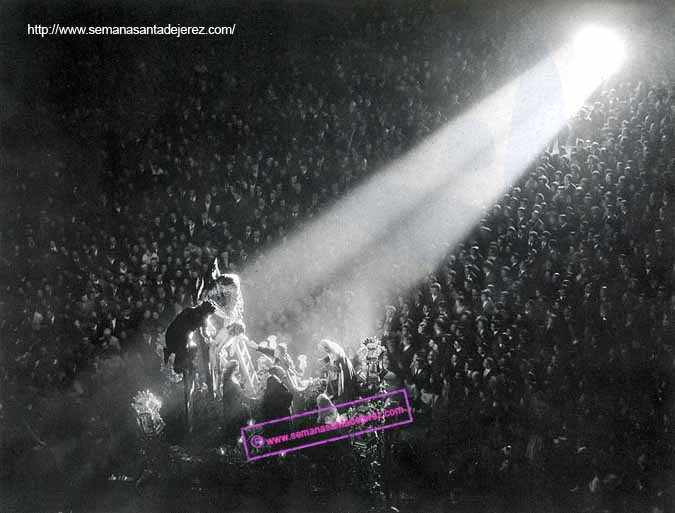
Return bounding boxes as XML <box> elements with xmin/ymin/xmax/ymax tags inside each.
<box><xmin>241</xmin><ymin>25</ymin><xmax>625</xmax><ymax>348</ymax></box>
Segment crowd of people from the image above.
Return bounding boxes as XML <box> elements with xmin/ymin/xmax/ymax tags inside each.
<box><xmin>1</xmin><ymin>7</ymin><xmax>503</xmax><ymax>413</ymax></box>
<box><xmin>367</xmin><ymin>79</ymin><xmax>675</xmax><ymax>507</ymax></box>
<box><xmin>1</xmin><ymin>3</ymin><xmax>673</xmax><ymax>510</ymax></box>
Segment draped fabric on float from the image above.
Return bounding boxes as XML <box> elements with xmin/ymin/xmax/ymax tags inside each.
<box><xmin>320</xmin><ymin>339</ymin><xmax>357</xmax><ymax>402</ymax></box>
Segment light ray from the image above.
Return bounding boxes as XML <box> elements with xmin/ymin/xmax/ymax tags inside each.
<box><xmin>241</xmin><ymin>25</ymin><xmax>625</xmax><ymax>348</ymax></box>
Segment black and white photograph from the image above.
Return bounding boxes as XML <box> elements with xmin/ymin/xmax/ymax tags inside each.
<box><xmin>1</xmin><ymin>0</ymin><xmax>674</xmax><ymax>512</ymax></box>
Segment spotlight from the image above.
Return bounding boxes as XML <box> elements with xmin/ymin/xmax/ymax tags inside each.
<box><xmin>572</xmin><ymin>25</ymin><xmax>625</xmax><ymax>79</ymax></box>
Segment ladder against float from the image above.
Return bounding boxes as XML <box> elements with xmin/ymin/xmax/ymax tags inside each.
<box><xmin>235</xmin><ymin>336</ymin><xmax>259</xmax><ymax>394</ymax></box>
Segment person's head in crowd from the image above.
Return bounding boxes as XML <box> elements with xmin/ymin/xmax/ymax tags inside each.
<box><xmin>222</xmin><ymin>359</ymin><xmax>240</xmax><ymax>384</ymax></box>
<box><xmin>430</xmin><ymin>282</ymin><xmax>441</xmax><ymax>301</ymax></box>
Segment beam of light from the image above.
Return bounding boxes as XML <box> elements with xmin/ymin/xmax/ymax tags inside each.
<box><xmin>241</xmin><ymin>25</ymin><xmax>625</xmax><ymax>349</ymax></box>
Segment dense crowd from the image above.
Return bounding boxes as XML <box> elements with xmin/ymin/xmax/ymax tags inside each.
<box><xmin>371</xmin><ymin>79</ymin><xmax>675</xmax><ymax>507</ymax></box>
<box><xmin>1</xmin><ymin>4</ymin><xmax>674</xmax><ymax>510</ymax></box>
<box><xmin>1</xmin><ymin>9</ymin><xmax>503</xmax><ymax>405</ymax></box>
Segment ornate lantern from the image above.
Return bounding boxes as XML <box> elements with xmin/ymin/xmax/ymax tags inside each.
<box><xmin>132</xmin><ymin>390</ymin><xmax>165</xmax><ymax>437</ymax></box>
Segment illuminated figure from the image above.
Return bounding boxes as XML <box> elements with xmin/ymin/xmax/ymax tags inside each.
<box><xmin>197</xmin><ymin>261</ymin><xmax>258</xmax><ymax>396</ymax></box>
<box><xmin>318</xmin><ymin>339</ymin><xmax>357</xmax><ymax>402</ymax></box>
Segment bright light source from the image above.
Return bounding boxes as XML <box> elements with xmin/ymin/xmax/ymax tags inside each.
<box><xmin>572</xmin><ymin>25</ymin><xmax>625</xmax><ymax>79</ymax></box>
<box><xmin>557</xmin><ymin>24</ymin><xmax>625</xmax><ymax>115</ymax></box>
